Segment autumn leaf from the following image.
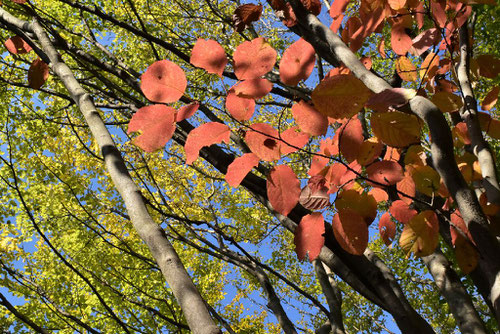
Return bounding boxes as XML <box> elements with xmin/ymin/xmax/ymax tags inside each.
<box><xmin>128</xmin><ymin>105</ymin><xmax>176</xmax><ymax>152</ymax></box>
<box><xmin>312</xmin><ymin>74</ymin><xmax>371</xmax><ymax>120</ymax></box>
<box><xmin>411</xmin><ymin>165</ymin><xmax>441</xmax><ymax>197</ymax></box>
<box><xmin>300</xmin><ymin>0</ymin><xmax>322</xmax><ymax>15</ymax></box>
<box><xmin>233</xmin><ymin>78</ymin><xmax>273</xmax><ymax>99</ymax></box>
<box><xmin>28</xmin><ymin>58</ymin><xmax>49</xmax><ymax>89</ymax></box>
<box><xmin>245</xmin><ymin>123</ymin><xmax>281</xmax><ymax>161</ymax></box>
<box><xmin>396</xmin><ymin>56</ymin><xmax>417</xmax><ymax>82</ymax></box>
<box><xmin>481</xmin><ymin>86</ymin><xmax>499</xmax><ymax>111</ymax></box>
<box><xmin>184</xmin><ymin>122</ymin><xmax>231</xmax><ymax>164</ymax></box>
<box><xmin>389</xmin><ymin>200</ymin><xmax>417</xmax><ymax>224</ymax></box>
<box><xmin>335</xmin><ymin>189</ymin><xmax>377</xmax><ymax>225</ymax></box>
<box><xmin>291</xmin><ymin>100</ymin><xmax>328</xmax><ymax>136</ymax></box>
<box><xmin>337</xmin><ymin>117</ymin><xmax>363</xmax><ymax>163</ymax></box>
<box><xmin>366</xmin><ymin>88</ymin><xmax>416</xmax><ymax>112</ymax></box>
<box><xmin>299</xmin><ymin>175</ymin><xmax>330</xmax><ymax>210</ymax></box>
<box><xmin>294</xmin><ymin>213</ymin><xmax>325</xmax><ymax>262</ymax></box>
<box><xmin>371</xmin><ymin>111</ymin><xmax>421</xmax><ymax>147</ymax></box>
<box><xmin>357</xmin><ymin>137</ymin><xmax>383</xmax><ymax>166</ymax></box>
<box><xmin>190</xmin><ymin>39</ymin><xmax>228</xmax><ymax>77</ymax></box>
<box><xmin>232</xmin><ymin>3</ymin><xmax>263</xmax><ymax>32</ymax></box>
<box><xmin>366</xmin><ymin>160</ymin><xmax>404</xmax><ymax>187</ymax></box>
<box><xmin>280</xmin><ymin>126</ymin><xmax>310</xmax><ymax>155</ymax></box>
<box><xmin>400</xmin><ymin>210</ymin><xmax>439</xmax><ymax>257</ymax></box>
<box><xmin>234</xmin><ymin>37</ymin><xmax>277</xmax><ymax>80</ymax></box>
<box><xmin>141</xmin><ymin>60</ymin><xmax>186</xmax><ymax>103</ymax></box>
<box><xmin>176</xmin><ymin>102</ymin><xmax>199</xmax><ymax>122</ymax></box>
<box><xmin>333</xmin><ymin>209</ymin><xmax>369</xmax><ymax>255</ymax></box>
<box><xmin>267</xmin><ymin>165</ymin><xmax>301</xmax><ymax>216</ymax></box>
<box><xmin>431</xmin><ymin>92</ymin><xmax>463</xmax><ymax>113</ymax></box>
<box><xmin>410</xmin><ymin>28</ymin><xmax>440</xmax><ymax>56</ymax></box>
<box><xmin>4</xmin><ymin>35</ymin><xmax>32</xmax><ymax>54</ymax></box>
<box><xmin>379</xmin><ymin>212</ymin><xmax>396</xmax><ymax>246</ymax></box>
<box><xmin>226</xmin><ymin>153</ymin><xmax>260</xmax><ymax>188</ymax></box>
<box><xmin>397</xmin><ymin>171</ymin><xmax>416</xmax><ymax>204</ymax></box>
<box><xmin>476</xmin><ymin>54</ymin><xmax>500</xmax><ymax>79</ymax></box>
<box><xmin>419</xmin><ymin>52</ymin><xmax>440</xmax><ymax>80</ymax></box>
<box><xmin>225</xmin><ymin>89</ymin><xmax>255</xmax><ymax>121</ymax></box>
<box><xmin>280</xmin><ymin>38</ymin><xmax>316</xmax><ymax>86</ymax></box>
<box><xmin>391</xmin><ymin>21</ymin><xmax>412</xmax><ymax>56</ymax></box>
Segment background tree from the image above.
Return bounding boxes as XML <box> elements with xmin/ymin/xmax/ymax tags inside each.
<box><xmin>0</xmin><ymin>0</ymin><xmax>499</xmax><ymax>333</ymax></box>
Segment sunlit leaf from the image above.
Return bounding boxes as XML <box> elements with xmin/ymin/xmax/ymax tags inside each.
<box><xmin>294</xmin><ymin>213</ymin><xmax>325</xmax><ymax>262</ymax></box>
<box><xmin>141</xmin><ymin>60</ymin><xmax>186</xmax><ymax>103</ymax></box>
<box><xmin>128</xmin><ymin>105</ymin><xmax>176</xmax><ymax>152</ymax></box>
<box><xmin>399</xmin><ymin>210</ymin><xmax>439</xmax><ymax>257</ymax></box>
<box><xmin>333</xmin><ymin>209</ymin><xmax>369</xmax><ymax>255</ymax></box>
<box><xmin>234</xmin><ymin>37</ymin><xmax>277</xmax><ymax>80</ymax></box>
<box><xmin>226</xmin><ymin>153</ymin><xmax>260</xmax><ymax>188</ymax></box>
<box><xmin>185</xmin><ymin>122</ymin><xmax>231</xmax><ymax>164</ymax></box>
<box><xmin>280</xmin><ymin>38</ymin><xmax>316</xmax><ymax>86</ymax></box>
<box><xmin>371</xmin><ymin>111</ymin><xmax>421</xmax><ymax>147</ymax></box>
<box><xmin>267</xmin><ymin>165</ymin><xmax>301</xmax><ymax>216</ymax></box>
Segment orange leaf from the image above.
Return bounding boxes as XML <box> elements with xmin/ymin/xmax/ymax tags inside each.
<box><xmin>232</xmin><ymin>4</ymin><xmax>263</xmax><ymax>32</ymax></box>
<box><xmin>371</xmin><ymin>111</ymin><xmax>421</xmax><ymax>147</ymax></box>
<box><xmin>369</xmin><ymin>187</ymin><xmax>389</xmax><ymax>202</ymax></box>
<box><xmin>399</xmin><ymin>210</ymin><xmax>439</xmax><ymax>257</ymax></box>
<box><xmin>389</xmin><ymin>200</ymin><xmax>417</xmax><ymax>224</ymax></box>
<box><xmin>391</xmin><ymin>21</ymin><xmax>412</xmax><ymax>55</ymax></box>
<box><xmin>141</xmin><ymin>60</ymin><xmax>186</xmax><ymax>103</ymax></box>
<box><xmin>280</xmin><ymin>38</ymin><xmax>316</xmax><ymax>86</ymax></box>
<box><xmin>226</xmin><ymin>153</ymin><xmax>260</xmax><ymax>188</ymax></box>
<box><xmin>291</xmin><ymin>100</ymin><xmax>328</xmax><ymax>136</ymax></box>
<box><xmin>294</xmin><ymin>213</ymin><xmax>325</xmax><ymax>261</ymax></box>
<box><xmin>431</xmin><ymin>0</ymin><xmax>447</xmax><ymax>28</ymax></box>
<box><xmin>312</xmin><ymin>74</ymin><xmax>371</xmax><ymax>119</ymax></box>
<box><xmin>176</xmin><ymin>102</ymin><xmax>199</xmax><ymax>122</ymax></box>
<box><xmin>366</xmin><ymin>88</ymin><xmax>416</xmax><ymax>112</ymax></box>
<box><xmin>397</xmin><ymin>171</ymin><xmax>416</xmax><ymax>204</ymax></box>
<box><xmin>481</xmin><ymin>86</ymin><xmax>499</xmax><ymax>111</ymax></box>
<box><xmin>245</xmin><ymin>123</ymin><xmax>281</xmax><ymax>161</ymax></box>
<box><xmin>396</xmin><ymin>56</ymin><xmax>417</xmax><ymax>82</ymax></box>
<box><xmin>404</xmin><ymin>145</ymin><xmax>427</xmax><ymax>167</ymax></box>
<box><xmin>4</xmin><ymin>36</ymin><xmax>32</xmax><ymax>54</ymax></box>
<box><xmin>388</xmin><ymin>0</ymin><xmax>406</xmax><ymax>10</ymax></box>
<box><xmin>128</xmin><ymin>105</ymin><xmax>176</xmax><ymax>152</ymax></box>
<box><xmin>410</xmin><ymin>28</ymin><xmax>441</xmax><ymax>56</ymax></box>
<box><xmin>267</xmin><ymin>165</ymin><xmax>301</xmax><ymax>216</ymax></box>
<box><xmin>379</xmin><ymin>212</ymin><xmax>396</xmax><ymax>246</ymax></box>
<box><xmin>190</xmin><ymin>39</ymin><xmax>227</xmax><ymax>77</ymax></box>
<box><xmin>280</xmin><ymin>126</ymin><xmax>310</xmax><ymax>155</ymax></box>
<box><xmin>419</xmin><ymin>52</ymin><xmax>440</xmax><ymax>81</ymax></box>
<box><xmin>234</xmin><ymin>37</ymin><xmax>277</xmax><ymax>80</ymax></box>
<box><xmin>233</xmin><ymin>78</ymin><xmax>273</xmax><ymax>99</ymax></box>
<box><xmin>333</xmin><ymin>209</ymin><xmax>369</xmax><ymax>255</ymax></box>
<box><xmin>184</xmin><ymin>122</ymin><xmax>231</xmax><ymax>164</ymax></box>
<box><xmin>366</xmin><ymin>160</ymin><xmax>404</xmax><ymax>186</ymax></box>
<box><xmin>225</xmin><ymin>89</ymin><xmax>255</xmax><ymax>121</ymax></box>
<box><xmin>28</xmin><ymin>58</ymin><xmax>49</xmax><ymax>89</ymax></box>
<box><xmin>338</xmin><ymin>117</ymin><xmax>363</xmax><ymax>163</ymax></box>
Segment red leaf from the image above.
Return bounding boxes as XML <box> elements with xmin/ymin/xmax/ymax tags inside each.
<box><xmin>267</xmin><ymin>165</ymin><xmax>301</xmax><ymax>216</ymax></box>
<box><xmin>379</xmin><ymin>212</ymin><xmax>396</xmax><ymax>246</ymax></box>
<box><xmin>325</xmin><ymin>162</ymin><xmax>360</xmax><ymax>194</ymax></box>
<box><xmin>291</xmin><ymin>100</ymin><xmax>328</xmax><ymax>136</ymax></box>
<box><xmin>233</xmin><ymin>78</ymin><xmax>273</xmax><ymax>99</ymax></box>
<box><xmin>280</xmin><ymin>38</ymin><xmax>316</xmax><ymax>86</ymax></box>
<box><xmin>226</xmin><ymin>153</ymin><xmax>260</xmax><ymax>188</ymax></box>
<box><xmin>225</xmin><ymin>89</ymin><xmax>255</xmax><ymax>121</ymax></box>
<box><xmin>184</xmin><ymin>122</ymin><xmax>231</xmax><ymax>164</ymax></box>
<box><xmin>232</xmin><ymin>4</ymin><xmax>263</xmax><ymax>32</ymax></box>
<box><xmin>369</xmin><ymin>187</ymin><xmax>389</xmax><ymax>202</ymax></box>
<box><xmin>476</xmin><ymin>55</ymin><xmax>500</xmax><ymax>79</ymax></box>
<box><xmin>338</xmin><ymin>118</ymin><xmax>363</xmax><ymax>163</ymax></box>
<box><xmin>329</xmin><ymin>0</ymin><xmax>350</xmax><ymax>32</ymax></box>
<box><xmin>190</xmin><ymin>39</ymin><xmax>228</xmax><ymax>77</ymax></box>
<box><xmin>333</xmin><ymin>209</ymin><xmax>369</xmax><ymax>255</ymax></box>
<box><xmin>4</xmin><ymin>36</ymin><xmax>32</xmax><ymax>54</ymax></box>
<box><xmin>141</xmin><ymin>60</ymin><xmax>186</xmax><ymax>103</ymax></box>
<box><xmin>299</xmin><ymin>175</ymin><xmax>330</xmax><ymax>210</ymax></box>
<box><xmin>366</xmin><ymin>88</ymin><xmax>416</xmax><ymax>112</ymax></box>
<box><xmin>28</xmin><ymin>58</ymin><xmax>49</xmax><ymax>89</ymax></box>
<box><xmin>389</xmin><ymin>200</ymin><xmax>417</xmax><ymax>224</ymax></box>
<box><xmin>396</xmin><ymin>171</ymin><xmax>416</xmax><ymax>204</ymax></box>
<box><xmin>176</xmin><ymin>102</ymin><xmax>199</xmax><ymax>122</ymax></box>
<box><xmin>128</xmin><ymin>105</ymin><xmax>176</xmax><ymax>152</ymax></box>
<box><xmin>312</xmin><ymin>74</ymin><xmax>372</xmax><ymax>120</ymax></box>
<box><xmin>450</xmin><ymin>211</ymin><xmax>475</xmax><ymax>246</ymax></box>
<box><xmin>431</xmin><ymin>0</ymin><xmax>447</xmax><ymax>28</ymax></box>
<box><xmin>245</xmin><ymin>123</ymin><xmax>281</xmax><ymax>161</ymax></box>
<box><xmin>300</xmin><ymin>0</ymin><xmax>322</xmax><ymax>15</ymax></box>
<box><xmin>366</xmin><ymin>160</ymin><xmax>404</xmax><ymax>186</ymax></box>
<box><xmin>410</xmin><ymin>28</ymin><xmax>441</xmax><ymax>56</ymax></box>
<box><xmin>234</xmin><ymin>37</ymin><xmax>277</xmax><ymax>80</ymax></box>
<box><xmin>391</xmin><ymin>22</ymin><xmax>412</xmax><ymax>56</ymax></box>
<box><xmin>294</xmin><ymin>213</ymin><xmax>325</xmax><ymax>262</ymax></box>
<box><xmin>280</xmin><ymin>126</ymin><xmax>310</xmax><ymax>155</ymax></box>
<box><xmin>270</xmin><ymin>0</ymin><xmax>297</xmax><ymax>27</ymax></box>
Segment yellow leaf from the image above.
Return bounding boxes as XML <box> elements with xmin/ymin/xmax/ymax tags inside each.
<box><xmin>371</xmin><ymin>111</ymin><xmax>421</xmax><ymax>147</ymax></box>
<box><xmin>399</xmin><ymin>210</ymin><xmax>439</xmax><ymax>257</ymax></box>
